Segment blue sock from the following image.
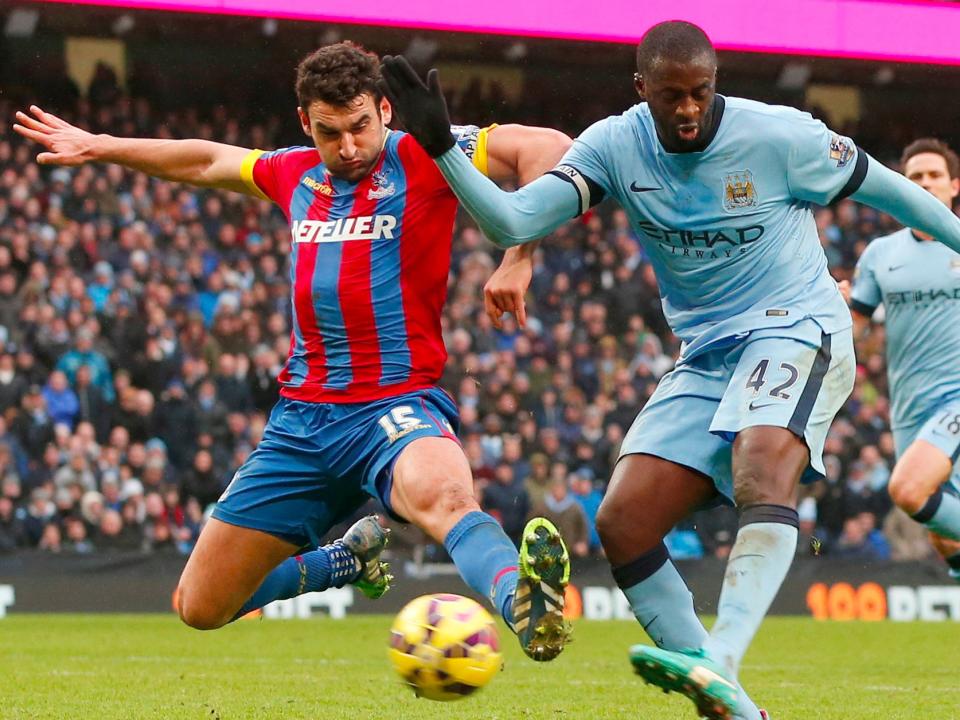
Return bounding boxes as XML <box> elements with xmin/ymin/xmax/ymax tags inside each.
<box><xmin>703</xmin><ymin>505</ymin><xmax>798</xmax><ymax>679</ymax></box>
<box><xmin>615</xmin><ymin>544</ymin><xmax>762</xmax><ymax>720</ymax></box>
<box><xmin>912</xmin><ymin>489</ymin><xmax>960</xmax><ymax>541</ymax></box>
<box><xmin>444</xmin><ymin>511</ymin><xmax>518</xmax><ymax>628</ymax></box>
<box><xmin>614</xmin><ymin>543</ymin><xmax>708</xmax><ymax>650</ymax></box>
<box><xmin>231</xmin><ymin>543</ymin><xmax>359</xmax><ymax>621</ymax></box>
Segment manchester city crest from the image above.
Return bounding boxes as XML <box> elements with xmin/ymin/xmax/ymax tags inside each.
<box><xmin>722</xmin><ymin>170</ymin><xmax>759</xmax><ymax>213</ymax></box>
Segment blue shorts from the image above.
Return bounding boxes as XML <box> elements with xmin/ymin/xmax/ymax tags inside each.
<box><xmin>893</xmin><ymin>398</ymin><xmax>960</xmax><ymax>493</ymax></box>
<box><xmin>620</xmin><ymin>319</ymin><xmax>855</xmax><ymax>504</ymax></box>
<box><xmin>212</xmin><ymin>387</ymin><xmax>460</xmax><ymax>548</ymax></box>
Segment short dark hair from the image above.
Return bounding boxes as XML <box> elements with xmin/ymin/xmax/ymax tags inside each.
<box><xmin>635</xmin><ymin>21</ymin><xmax>716</xmax><ymax>76</ymax></box>
<box><xmin>295</xmin><ymin>41</ymin><xmax>382</xmax><ymax>110</ymax></box>
<box><xmin>901</xmin><ymin>138</ymin><xmax>959</xmax><ymax>179</ymax></box>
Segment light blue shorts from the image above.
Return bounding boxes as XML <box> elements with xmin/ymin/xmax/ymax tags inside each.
<box><xmin>620</xmin><ymin>319</ymin><xmax>855</xmax><ymax>504</ymax></box>
<box><xmin>893</xmin><ymin>398</ymin><xmax>960</xmax><ymax>492</ymax></box>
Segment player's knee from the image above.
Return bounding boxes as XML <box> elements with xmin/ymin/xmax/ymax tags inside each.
<box><xmin>887</xmin><ymin>473</ymin><xmax>928</xmax><ymax>515</ymax></box>
<box><xmin>405</xmin><ymin>475</ymin><xmax>478</xmax><ymax>531</ymax></box>
<box><xmin>176</xmin><ymin>584</ymin><xmax>230</xmax><ymax>631</ymax></box>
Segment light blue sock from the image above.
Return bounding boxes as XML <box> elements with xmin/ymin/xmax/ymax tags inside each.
<box><xmin>231</xmin><ymin>544</ymin><xmax>358</xmax><ymax>621</ymax></box>
<box><xmin>444</xmin><ymin>511</ymin><xmax>518</xmax><ymax>628</ymax></box>
<box><xmin>912</xmin><ymin>489</ymin><xmax>960</xmax><ymax>541</ymax></box>
<box><xmin>614</xmin><ymin>544</ymin><xmax>762</xmax><ymax>720</ymax></box>
<box><xmin>703</xmin><ymin>505</ymin><xmax>799</xmax><ymax>679</ymax></box>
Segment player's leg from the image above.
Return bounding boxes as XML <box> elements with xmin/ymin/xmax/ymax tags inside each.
<box><xmin>888</xmin><ymin>403</ymin><xmax>960</xmax><ymax>541</ymax></box>
<box><xmin>177</xmin><ymin>518</ymin><xmax>303</xmax><ymax>629</ymax></box>
<box><xmin>604</xmin><ymin>363</ymin><xmax>764</xmax><ymax>720</ymax></box>
<box><xmin>597</xmin><ymin>453</ymin><xmax>716</xmax><ymax>651</ymax></box>
<box><xmin>389</xmin><ymin>435</ymin><xmax>570</xmax><ymax>661</ymax></box>
<box><xmin>177</xmin><ymin>398</ymin><xmax>389</xmax><ymax>629</ymax></box>
<box><xmin>632</xmin><ymin>323</ymin><xmax>854</xmax><ymax>719</ymax></box>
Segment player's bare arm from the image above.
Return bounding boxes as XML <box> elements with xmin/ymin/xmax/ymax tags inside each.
<box><xmin>481</xmin><ymin>124</ymin><xmax>570</xmax><ymax>328</ymax></box>
<box><xmin>483</xmin><ymin>124</ymin><xmax>572</xmax><ymax>185</ymax></box>
<box><xmin>13</xmin><ymin>104</ymin><xmax>256</xmax><ymax>196</ymax></box>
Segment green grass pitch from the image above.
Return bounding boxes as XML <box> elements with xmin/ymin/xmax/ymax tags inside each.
<box><xmin>1</xmin><ymin>614</ymin><xmax>957</xmax><ymax>719</ymax></box>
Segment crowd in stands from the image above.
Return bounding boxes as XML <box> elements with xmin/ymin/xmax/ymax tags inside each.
<box><xmin>0</xmin><ymin>68</ymin><xmax>953</xmax><ymax>568</ymax></box>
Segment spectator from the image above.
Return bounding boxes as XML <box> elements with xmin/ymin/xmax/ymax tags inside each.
<box><xmin>180</xmin><ymin>449</ymin><xmax>222</xmax><ymax>509</ymax></box>
<box><xmin>0</xmin><ymin>496</ymin><xmax>25</xmax><ymax>551</ymax></box>
<box><xmin>522</xmin><ymin>452</ymin><xmax>551</xmax><ymax>509</ymax></box>
<box><xmin>482</xmin><ymin>462</ymin><xmax>529</xmax><ymax>546</ymax></box>
<box><xmin>569</xmin><ymin>470</ymin><xmax>603</xmax><ymax>553</ymax></box>
<box><xmin>56</xmin><ymin>327</ymin><xmax>114</xmax><ymax>402</ymax></box>
<box><xmin>42</xmin><ymin>370</ymin><xmax>79</xmax><ymax>428</ymax></box>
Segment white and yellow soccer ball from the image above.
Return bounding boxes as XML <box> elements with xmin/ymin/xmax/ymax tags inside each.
<box><xmin>388</xmin><ymin>593</ymin><xmax>502</xmax><ymax>701</ymax></box>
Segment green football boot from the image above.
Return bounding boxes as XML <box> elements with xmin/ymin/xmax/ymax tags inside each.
<box><xmin>341</xmin><ymin>515</ymin><xmax>392</xmax><ymax>600</ymax></box>
<box><xmin>630</xmin><ymin>645</ymin><xmax>738</xmax><ymax>720</ymax></box>
<box><xmin>512</xmin><ymin>517</ymin><xmax>571</xmax><ymax>662</ymax></box>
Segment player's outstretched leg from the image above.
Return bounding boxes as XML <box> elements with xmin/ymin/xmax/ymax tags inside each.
<box><xmin>888</xmin><ymin>437</ymin><xmax>960</xmax><ymax>543</ymax></box>
<box><xmin>391</xmin><ymin>436</ymin><xmax>572</xmax><ymax>662</ymax></box>
<box><xmin>512</xmin><ymin>517</ymin><xmax>572</xmax><ymax>662</ymax></box>
<box><xmin>599</xmin><ymin>456</ymin><xmax>764</xmax><ymax>720</ymax></box>
<box><xmin>231</xmin><ymin>515</ymin><xmax>391</xmax><ymax>620</ymax></box>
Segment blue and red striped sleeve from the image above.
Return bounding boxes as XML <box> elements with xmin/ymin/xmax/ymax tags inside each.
<box><xmin>240</xmin><ymin>146</ymin><xmax>318</xmax><ymax>210</ymax></box>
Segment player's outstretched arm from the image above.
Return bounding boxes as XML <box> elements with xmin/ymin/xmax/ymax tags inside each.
<box><xmin>13</xmin><ymin>105</ymin><xmax>256</xmax><ymax>196</ymax></box>
<box><xmin>852</xmin><ymin>154</ymin><xmax>960</xmax><ymax>253</ymax></box>
<box><xmin>479</xmin><ymin>125</ymin><xmax>570</xmax><ymax>328</ymax></box>
<box><xmin>379</xmin><ymin>56</ymin><xmax>580</xmax><ymax>248</ymax></box>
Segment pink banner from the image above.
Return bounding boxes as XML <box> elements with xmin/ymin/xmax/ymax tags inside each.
<box><xmin>30</xmin><ymin>0</ymin><xmax>960</xmax><ymax>66</ymax></box>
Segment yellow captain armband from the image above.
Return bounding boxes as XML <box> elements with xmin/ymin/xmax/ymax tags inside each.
<box><xmin>240</xmin><ymin>149</ymin><xmax>270</xmax><ymax>201</ymax></box>
<box><xmin>472</xmin><ymin>124</ymin><xmax>498</xmax><ymax>177</ymax></box>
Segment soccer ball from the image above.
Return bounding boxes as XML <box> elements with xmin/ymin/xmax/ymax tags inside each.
<box><xmin>388</xmin><ymin>593</ymin><xmax>502</xmax><ymax>701</ymax></box>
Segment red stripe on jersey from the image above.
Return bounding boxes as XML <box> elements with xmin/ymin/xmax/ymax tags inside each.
<box><xmin>397</xmin><ymin>135</ymin><xmax>457</xmax><ymax>387</ymax></box>
<box><xmin>252</xmin><ymin>148</ymin><xmax>321</xmax><ymax>217</ymax></box>
<box><xmin>337</xmin><ymin>167</ymin><xmax>382</xmax><ymax>390</ymax></box>
<box><xmin>291</xmin><ymin>184</ymin><xmax>333</xmax><ymax>388</ymax></box>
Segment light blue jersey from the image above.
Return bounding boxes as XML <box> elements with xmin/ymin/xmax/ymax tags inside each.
<box><xmin>554</xmin><ymin>96</ymin><xmax>861</xmax><ymax>361</ymax></box>
<box><xmin>851</xmin><ymin>227</ymin><xmax>960</xmax><ymax>430</ymax></box>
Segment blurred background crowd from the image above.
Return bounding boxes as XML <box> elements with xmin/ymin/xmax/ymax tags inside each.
<box><xmin>0</xmin><ymin>55</ymin><xmax>952</xmax><ymax>570</ymax></box>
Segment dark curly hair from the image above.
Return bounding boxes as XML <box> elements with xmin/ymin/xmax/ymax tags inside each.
<box><xmin>295</xmin><ymin>41</ymin><xmax>382</xmax><ymax>110</ymax></box>
<box><xmin>901</xmin><ymin>138</ymin><xmax>959</xmax><ymax>180</ymax></box>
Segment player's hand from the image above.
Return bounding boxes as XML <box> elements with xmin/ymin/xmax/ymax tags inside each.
<box><xmin>484</xmin><ymin>252</ymin><xmax>533</xmax><ymax>329</ymax></box>
<box><xmin>378</xmin><ymin>56</ymin><xmax>455</xmax><ymax>158</ymax></box>
<box><xmin>12</xmin><ymin>105</ymin><xmax>99</xmax><ymax>166</ymax></box>
<box><xmin>837</xmin><ymin>279</ymin><xmax>851</xmax><ymax>303</ymax></box>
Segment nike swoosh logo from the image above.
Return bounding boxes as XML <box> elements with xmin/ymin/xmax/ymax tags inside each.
<box><xmin>748</xmin><ymin>400</ymin><xmax>777</xmax><ymax>411</ymax></box>
<box><xmin>641</xmin><ymin>614</ymin><xmax>659</xmax><ymax>632</ymax></box>
<box><xmin>630</xmin><ymin>181</ymin><xmax>662</xmax><ymax>193</ymax></box>
<box><xmin>888</xmin><ymin>265</ymin><xmax>906</xmax><ymax>272</ymax></box>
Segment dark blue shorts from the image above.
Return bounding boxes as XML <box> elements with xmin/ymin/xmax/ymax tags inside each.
<box><xmin>211</xmin><ymin>387</ymin><xmax>460</xmax><ymax>548</ymax></box>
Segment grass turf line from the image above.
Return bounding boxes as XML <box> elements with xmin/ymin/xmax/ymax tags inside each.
<box><xmin>1</xmin><ymin>615</ymin><xmax>958</xmax><ymax>719</ymax></box>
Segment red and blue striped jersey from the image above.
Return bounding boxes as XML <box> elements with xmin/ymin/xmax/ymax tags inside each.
<box><xmin>240</xmin><ymin>126</ymin><xmax>493</xmax><ymax>403</ymax></box>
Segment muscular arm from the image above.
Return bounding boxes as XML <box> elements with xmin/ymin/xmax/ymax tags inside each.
<box><xmin>483</xmin><ymin>124</ymin><xmax>572</xmax><ymax>186</ymax></box>
<box><xmin>852</xmin><ymin>155</ymin><xmax>960</xmax><ymax>253</ymax></box>
<box><xmin>478</xmin><ymin>125</ymin><xmax>569</xmax><ymax>326</ymax></box>
<box><xmin>13</xmin><ymin>105</ymin><xmax>257</xmax><ymax>196</ymax></box>
<box><xmin>435</xmin><ymin>144</ymin><xmax>581</xmax><ymax>247</ymax></box>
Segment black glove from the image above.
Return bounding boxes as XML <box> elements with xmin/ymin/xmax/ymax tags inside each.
<box><xmin>378</xmin><ymin>55</ymin><xmax>455</xmax><ymax>158</ymax></box>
